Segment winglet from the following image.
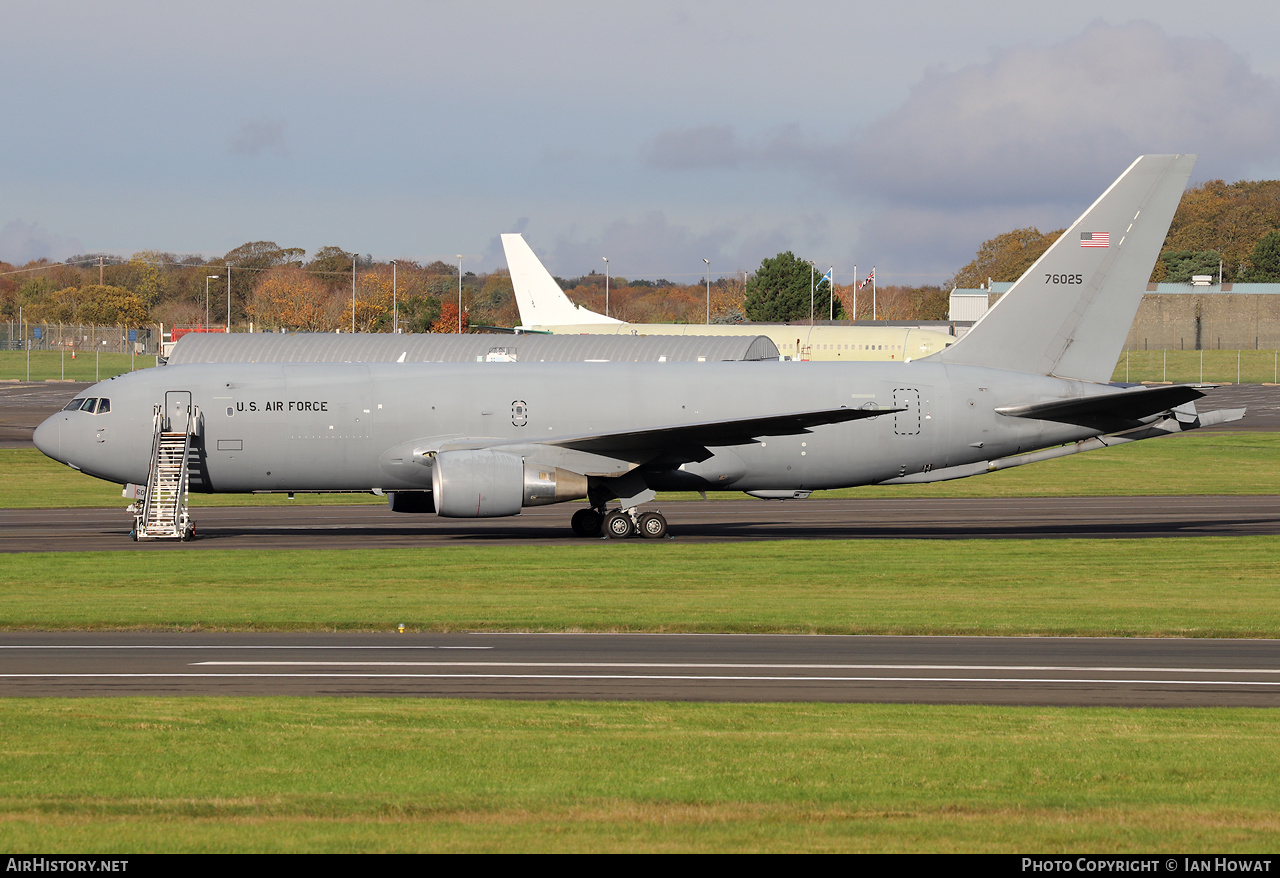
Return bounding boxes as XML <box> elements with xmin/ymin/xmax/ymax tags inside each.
<box><xmin>935</xmin><ymin>155</ymin><xmax>1195</xmax><ymax>383</ymax></box>
<box><xmin>501</xmin><ymin>233</ymin><xmax>623</xmax><ymax>328</ymax></box>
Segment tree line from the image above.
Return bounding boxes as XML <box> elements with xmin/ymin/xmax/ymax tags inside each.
<box><xmin>952</xmin><ymin>178</ymin><xmax>1280</xmax><ymax>289</ymax></box>
<box><xmin>0</xmin><ymin>243</ymin><xmax>517</xmax><ymax>333</ymax></box>
<box><xmin>5</xmin><ymin>176</ymin><xmax>1280</xmax><ymax>330</ymax></box>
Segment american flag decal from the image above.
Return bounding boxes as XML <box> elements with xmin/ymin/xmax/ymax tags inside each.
<box><xmin>1080</xmin><ymin>231</ymin><xmax>1109</xmax><ymax>248</ymax></box>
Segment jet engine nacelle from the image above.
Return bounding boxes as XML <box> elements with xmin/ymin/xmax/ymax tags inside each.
<box><xmin>430</xmin><ymin>449</ymin><xmax>589</xmax><ymax>518</ymax></box>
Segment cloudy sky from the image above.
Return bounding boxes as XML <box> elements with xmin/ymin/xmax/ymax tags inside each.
<box><xmin>4</xmin><ymin>1</ymin><xmax>1280</xmax><ymax>285</ymax></box>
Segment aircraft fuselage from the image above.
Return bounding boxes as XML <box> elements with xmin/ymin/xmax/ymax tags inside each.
<box><xmin>35</xmin><ymin>359</ymin><xmax>1110</xmax><ymax>497</ymax></box>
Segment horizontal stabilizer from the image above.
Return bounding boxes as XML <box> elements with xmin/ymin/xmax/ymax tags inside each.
<box><xmin>996</xmin><ymin>384</ymin><xmax>1204</xmax><ymax>431</ymax></box>
<box><xmin>1196</xmin><ymin>407</ymin><xmax>1246</xmax><ymax>428</ymax></box>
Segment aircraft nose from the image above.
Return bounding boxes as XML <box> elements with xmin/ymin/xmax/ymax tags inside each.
<box><xmin>32</xmin><ymin>415</ymin><xmax>62</xmax><ymax>462</ymax></box>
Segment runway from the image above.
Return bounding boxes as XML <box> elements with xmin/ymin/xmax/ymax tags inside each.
<box><xmin>3</xmin><ymin>494</ymin><xmax>1279</xmax><ymax>551</ymax></box>
<box><xmin>3</xmin><ymin>631</ymin><xmax>1280</xmax><ymax>706</ymax></box>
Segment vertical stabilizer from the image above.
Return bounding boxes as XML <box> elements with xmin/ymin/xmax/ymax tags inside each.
<box><xmin>935</xmin><ymin>154</ymin><xmax>1195</xmax><ymax>382</ymax></box>
<box><xmin>501</xmin><ymin>233</ymin><xmax>623</xmax><ymax>327</ymax></box>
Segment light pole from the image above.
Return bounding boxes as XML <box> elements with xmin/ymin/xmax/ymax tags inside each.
<box><xmin>603</xmin><ymin>257</ymin><xmax>609</xmax><ymax>318</ymax></box>
<box><xmin>457</xmin><ymin>255</ymin><xmax>463</xmax><ymax>332</ymax></box>
<box><xmin>205</xmin><ymin>275</ymin><xmax>219</xmax><ymax>328</ymax></box>
<box><xmin>390</xmin><ymin>260</ymin><xmax>397</xmax><ymax>334</ymax></box>
<box><xmin>226</xmin><ymin>269</ymin><xmax>232</xmax><ymax>332</ymax></box>
<box><xmin>703</xmin><ymin>259</ymin><xmax>710</xmax><ymax>324</ymax></box>
<box><xmin>352</xmin><ymin>256</ymin><xmax>357</xmax><ymax>333</ymax></box>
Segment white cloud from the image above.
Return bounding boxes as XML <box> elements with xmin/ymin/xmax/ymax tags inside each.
<box><xmin>639</xmin><ymin>20</ymin><xmax>1280</xmax><ymax>282</ymax></box>
<box><xmin>840</xmin><ymin>20</ymin><xmax>1280</xmax><ymax>207</ymax></box>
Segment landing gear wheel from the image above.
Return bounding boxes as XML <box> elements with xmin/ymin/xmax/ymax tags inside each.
<box><xmin>637</xmin><ymin>511</ymin><xmax>668</xmax><ymax>539</ymax></box>
<box><xmin>571</xmin><ymin>508</ymin><xmax>603</xmax><ymax>537</ymax></box>
<box><xmin>603</xmin><ymin>509</ymin><xmax>634</xmax><ymax>539</ymax></box>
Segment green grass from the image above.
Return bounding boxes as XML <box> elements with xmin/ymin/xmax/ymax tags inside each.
<box><xmin>1112</xmin><ymin>349</ymin><xmax>1280</xmax><ymax>385</ymax></box>
<box><xmin>1</xmin><ymin>699</ymin><xmax>1278</xmax><ymax>852</ymax></box>
<box><xmin>5</xmin><ymin>414</ymin><xmax>1280</xmax><ymax>853</ymax></box>
<box><xmin>813</xmin><ymin>432</ymin><xmax>1280</xmax><ymax>499</ymax></box>
<box><xmin>2</xmin><ymin>537</ymin><xmax>1278</xmax><ymax>636</ymax></box>
<box><xmin>7</xmin><ymin>432</ymin><xmax>1279</xmax><ymax>509</ymax></box>
<box><xmin>0</xmin><ymin>350</ymin><xmax>156</xmax><ymax>382</ymax></box>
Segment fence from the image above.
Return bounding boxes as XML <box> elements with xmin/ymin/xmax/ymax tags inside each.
<box><xmin>1114</xmin><ymin>349</ymin><xmax>1280</xmax><ymax>385</ymax></box>
<box><xmin>1</xmin><ymin>322</ymin><xmax>158</xmax><ymax>355</ymax></box>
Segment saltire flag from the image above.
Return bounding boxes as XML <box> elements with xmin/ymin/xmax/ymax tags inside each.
<box><xmin>1080</xmin><ymin>232</ymin><xmax>1109</xmax><ymax>248</ymax></box>
<box><xmin>817</xmin><ymin>268</ymin><xmax>832</xmax><ymax>287</ymax></box>
<box><xmin>859</xmin><ymin>268</ymin><xmax>875</xmax><ymax>289</ymax></box>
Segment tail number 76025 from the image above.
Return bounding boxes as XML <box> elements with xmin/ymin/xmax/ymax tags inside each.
<box><xmin>1045</xmin><ymin>273</ymin><xmax>1083</xmax><ymax>284</ymax></box>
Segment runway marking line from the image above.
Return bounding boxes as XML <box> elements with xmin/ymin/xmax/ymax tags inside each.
<box><xmin>0</xmin><ymin>645</ymin><xmax>494</xmax><ymax>650</ymax></box>
<box><xmin>5</xmin><ymin>673</ymin><xmax>1280</xmax><ymax>688</ymax></box>
<box><xmin>191</xmin><ymin>661</ymin><xmax>1280</xmax><ymax>674</ymax></box>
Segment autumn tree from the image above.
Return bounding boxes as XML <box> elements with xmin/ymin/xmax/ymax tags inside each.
<box><xmin>248</xmin><ymin>266</ymin><xmax>335</xmax><ymax>331</ymax></box>
<box><xmin>307</xmin><ymin>246</ymin><xmax>355</xmax><ymax>279</ymax></box>
<box><xmin>1160</xmin><ymin>180</ymin><xmax>1280</xmax><ymax>281</ymax></box>
<box><xmin>44</xmin><ymin>287</ymin><xmax>83</xmax><ymax>323</ymax></box>
<box><xmin>472</xmin><ymin>270</ymin><xmax>518</xmax><ymax>328</ymax></box>
<box><xmin>430</xmin><ymin>300</ymin><xmax>469</xmax><ymax>333</ymax></box>
<box><xmin>347</xmin><ymin>267</ymin><xmax>393</xmax><ymax>332</ymax></box>
<box><xmin>910</xmin><ymin>285</ymin><xmax>950</xmax><ymax>320</ymax></box>
<box><xmin>951</xmin><ymin>228</ymin><xmax>1060</xmax><ymax>289</ymax></box>
<box><xmin>76</xmin><ymin>285</ymin><xmax>148</xmax><ymax>327</ymax></box>
<box><xmin>120</xmin><ymin>252</ymin><xmax>168</xmax><ymax>307</ymax></box>
<box><xmin>225</xmin><ymin>241</ymin><xmax>305</xmax><ymax>326</ymax></box>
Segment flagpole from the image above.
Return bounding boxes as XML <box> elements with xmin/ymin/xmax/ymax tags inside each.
<box><xmin>853</xmin><ymin>265</ymin><xmax>857</xmax><ymax>321</ymax></box>
<box><xmin>829</xmin><ymin>266</ymin><xmax>834</xmax><ymax>320</ymax></box>
<box><xmin>872</xmin><ymin>268</ymin><xmax>877</xmax><ymax>320</ymax></box>
<box><xmin>809</xmin><ymin>262</ymin><xmax>814</xmax><ymax>324</ymax></box>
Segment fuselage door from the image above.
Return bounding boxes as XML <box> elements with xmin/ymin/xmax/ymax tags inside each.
<box><xmin>165</xmin><ymin>391</ymin><xmax>192</xmax><ymax>434</ymax></box>
<box><xmin>893</xmin><ymin>388</ymin><xmax>921</xmax><ymax>436</ymax></box>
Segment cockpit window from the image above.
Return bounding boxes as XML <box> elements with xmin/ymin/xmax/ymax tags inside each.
<box><xmin>63</xmin><ymin>397</ymin><xmax>110</xmax><ymax>414</ymax></box>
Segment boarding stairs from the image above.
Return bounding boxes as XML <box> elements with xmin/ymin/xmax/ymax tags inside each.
<box><xmin>133</xmin><ymin>404</ymin><xmax>195</xmax><ymax>540</ymax></box>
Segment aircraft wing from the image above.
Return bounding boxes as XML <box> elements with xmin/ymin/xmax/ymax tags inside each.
<box><xmin>543</xmin><ymin>406</ymin><xmax>897</xmax><ymax>458</ymax></box>
<box><xmin>996</xmin><ymin>383</ymin><xmax>1205</xmax><ymax>431</ymax></box>
<box><xmin>423</xmin><ymin>405</ymin><xmax>900</xmax><ymax>472</ymax></box>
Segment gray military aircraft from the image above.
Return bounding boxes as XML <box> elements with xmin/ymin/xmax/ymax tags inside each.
<box><xmin>34</xmin><ymin>154</ymin><xmax>1242</xmax><ymax>540</ymax></box>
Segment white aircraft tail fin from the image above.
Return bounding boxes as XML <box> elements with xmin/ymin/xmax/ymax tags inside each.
<box><xmin>501</xmin><ymin>233</ymin><xmax>623</xmax><ymax>328</ymax></box>
<box><xmin>935</xmin><ymin>154</ymin><xmax>1195</xmax><ymax>383</ymax></box>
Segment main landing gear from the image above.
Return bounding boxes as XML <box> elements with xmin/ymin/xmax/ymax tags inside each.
<box><xmin>571</xmin><ymin>506</ymin><xmax>669</xmax><ymax>540</ymax></box>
